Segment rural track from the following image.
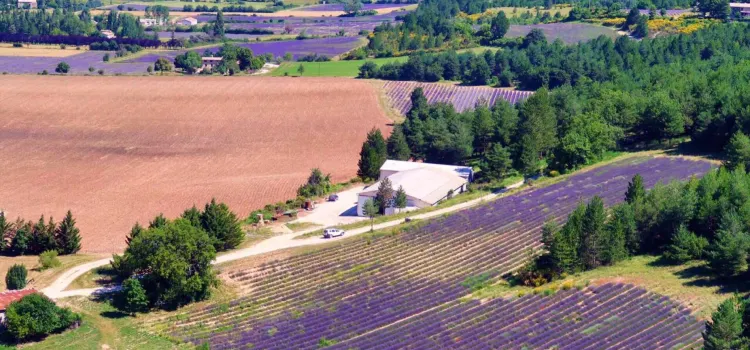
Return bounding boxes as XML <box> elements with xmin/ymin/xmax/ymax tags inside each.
<box><xmin>42</xmin><ymin>181</ymin><xmax>525</xmax><ymax>300</ymax></box>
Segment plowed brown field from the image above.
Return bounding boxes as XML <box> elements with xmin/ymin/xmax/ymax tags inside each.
<box><xmin>0</xmin><ymin>76</ymin><xmax>391</xmax><ymax>253</ymax></box>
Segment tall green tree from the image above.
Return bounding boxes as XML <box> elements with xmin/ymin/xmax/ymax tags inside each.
<box><xmin>703</xmin><ymin>297</ymin><xmax>745</xmax><ymax>350</ymax></box>
<box><xmin>149</xmin><ymin>214</ymin><xmax>168</xmax><ymax>229</ymax></box>
<box><xmin>0</xmin><ymin>213</ymin><xmax>11</xmax><ymax>252</ymax></box>
<box><xmin>625</xmin><ymin>174</ymin><xmax>645</xmax><ymax>204</ymax></box>
<box><xmin>633</xmin><ymin>15</ymin><xmax>649</xmax><ymax>38</ymax></box>
<box><xmin>375</xmin><ymin>177</ymin><xmax>394</xmax><ymax>214</ymax></box>
<box><xmin>174</xmin><ymin>51</ymin><xmax>202</xmax><ymax>74</ymax></box>
<box><xmin>386</xmin><ymin>127</ymin><xmax>411</xmax><ymax>161</ymax></box>
<box><xmin>200</xmin><ymin>198</ymin><xmax>244</xmax><ymax>251</ymax></box>
<box><xmin>580</xmin><ymin>196</ymin><xmax>606</xmax><ymax>270</ymax></box>
<box><xmin>472</xmin><ymin>105</ymin><xmax>495</xmax><ymax>154</ymax></box>
<box><xmin>56</xmin><ymin>211</ymin><xmax>81</xmax><ymax>255</ymax></box>
<box><xmin>126</xmin><ymin>222</ymin><xmax>143</xmax><ymax>247</ymax></box>
<box><xmin>363</xmin><ymin>199</ymin><xmax>378</xmax><ymax>232</ymax></box>
<box><xmin>482</xmin><ymin>143</ymin><xmax>513</xmax><ymax>181</ymax></box>
<box><xmin>213</xmin><ymin>10</ymin><xmax>225</xmax><ymax>38</ymax></box>
<box><xmin>551</xmin><ymin>203</ymin><xmax>585</xmax><ymax>273</ymax></box>
<box><xmin>664</xmin><ymin>225</ymin><xmax>709</xmax><ymax>263</ymax></box>
<box><xmin>517</xmin><ymin>88</ymin><xmax>557</xmax><ymax>174</ymax></box>
<box><xmin>357</xmin><ymin>128</ymin><xmax>388</xmax><ymax>180</ymax></box>
<box><xmin>698</xmin><ymin>0</ymin><xmax>730</xmax><ymax>19</ymax></box>
<box><xmin>725</xmin><ymin>131</ymin><xmax>750</xmax><ymax>171</ymax></box>
<box><xmin>490</xmin><ymin>11</ymin><xmax>510</xmax><ymax>40</ymax></box>
<box><xmin>394</xmin><ymin>186</ymin><xmax>408</xmax><ymax>213</ymax></box>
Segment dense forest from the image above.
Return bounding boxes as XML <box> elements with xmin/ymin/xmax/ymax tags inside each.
<box><xmin>361</xmin><ymin>23</ymin><xmax>750</xmax><ymax>174</ymax></box>
<box><xmin>0</xmin><ymin>9</ymin><xmax>152</xmax><ymax>39</ymax></box>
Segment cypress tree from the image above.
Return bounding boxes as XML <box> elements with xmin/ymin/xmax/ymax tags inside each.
<box><xmin>703</xmin><ymin>297</ymin><xmax>745</xmax><ymax>350</ymax></box>
<box><xmin>56</xmin><ymin>211</ymin><xmax>81</xmax><ymax>255</ymax></box>
<box><xmin>10</xmin><ymin>222</ymin><xmax>30</xmax><ymax>256</ymax></box>
<box><xmin>580</xmin><ymin>196</ymin><xmax>606</xmax><ymax>270</ymax></box>
<box><xmin>386</xmin><ymin>127</ymin><xmax>411</xmax><ymax>161</ymax></box>
<box><xmin>200</xmin><ymin>198</ymin><xmax>244</xmax><ymax>251</ymax></box>
<box><xmin>357</xmin><ymin>128</ymin><xmax>387</xmax><ymax>180</ymax></box>
<box><xmin>214</xmin><ymin>10</ymin><xmax>225</xmax><ymax>38</ymax></box>
<box><xmin>625</xmin><ymin>174</ymin><xmax>645</xmax><ymax>204</ymax></box>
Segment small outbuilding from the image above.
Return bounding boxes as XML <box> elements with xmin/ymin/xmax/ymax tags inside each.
<box><xmin>100</xmin><ymin>29</ymin><xmax>116</xmax><ymax>39</ymax></box>
<box><xmin>357</xmin><ymin>161</ymin><xmax>471</xmax><ymax>216</ymax></box>
<box><xmin>0</xmin><ymin>289</ymin><xmax>37</xmax><ymax>321</ymax></box>
<box><xmin>176</xmin><ymin>17</ymin><xmax>198</xmax><ymax>26</ymax></box>
<box><xmin>17</xmin><ymin>0</ymin><xmax>37</xmax><ymax>8</ymax></box>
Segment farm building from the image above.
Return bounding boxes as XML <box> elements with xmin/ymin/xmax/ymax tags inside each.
<box><xmin>730</xmin><ymin>3</ymin><xmax>750</xmax><ymax>18</ymax></box>
<box><xmin>357</xmin><ymin>161</ymin><xmax>471</xmax><ymax>216</ymax></box>
<box><xmin>100</xmin><ymin>30</ymin><xmax>116</xmax><ymax>39</ymax></box>
<box><xmin>200</xmin><ymin>57</ymin><xmax>223</xmax><ymax>72</ymax></box>
<box><xmin>176</xmin><ymin>17</ymin><xmax>198</xmax><ymax>26</ymax></box>
<box><xmin>378</xmin><ymin>159</ymin><xmax>474</xmax><ymax>181</ymax></box>
<box><xmin>139</xmin><ymin>18</ymin><xmax>166</xmax><ymax>28</ymax></box>
<box><xmin>0</xmin><ymin>289</ymin><xmax>36</xmax><ymax>321</ymax></box>
<box><xmin>17</xmin><ymin>0</ymin><xmax>36</xmax><ymax>8</ymax></box>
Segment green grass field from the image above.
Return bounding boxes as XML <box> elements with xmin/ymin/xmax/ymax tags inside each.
<box><xmin>271</xmin><ymin>56</ymin><xmax>408</xmax><ymax>77</ymax></box>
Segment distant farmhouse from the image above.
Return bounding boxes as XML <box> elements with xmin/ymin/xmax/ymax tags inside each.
<box><xmin>176</xmin><ymin>17</ymin><xmax>198</xmax><ymax>26</ymax></box>
<box><xmin>100</xmin><ymin>29</ymin><xmax>116</xmax><ymax>39</ymax></box>
<box><xmin>730</xmin><ymin>3</ymin><xmax>750</xmax><ymax>18</ymax></box>
<box><xmin>17</xmin><ymin>0</ymin><xmax>36</xmax><ymax>8</ymax></box>
<box><xmin>139</xmin><ymin>18</ymin><xmax>166</xmax><ymax>28</ymax></box>
<box><xmin>357</xmin><ymin>160</ymin><xmax>473</xmax><ymax>216</ymax></box>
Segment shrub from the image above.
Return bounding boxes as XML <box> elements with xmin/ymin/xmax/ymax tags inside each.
<box><xmin>117</xmin><ymin>278</ymin><xmax>149</xmax><ymax>314</ymax></box>
<box><xmin>6</xmin><ymin>264</ymin><xmax>27</xmax><ymax>290</ymax></box>
<box><xmin>103</xmin><ymin>53</ymin><xmax>110</xmax><ymax>62</ymax></box>
<box><xmin>5</xmin><ymin>293</ymin><xmax>81</xmax><ymax>341</ymax></box>
<box><xmin>12</xmin><ymin>42</ymin><xmax>22</xmax><ymax>47</ymax></box>
<box><xmin>55</xmin><ymin>62</ymin><xmax>70</xmax><ymax>74</ymax></box>
<box><xmin>38</xmin><ymin>250</ymin><xmax>61</xmax><ymax>271</ymax></box>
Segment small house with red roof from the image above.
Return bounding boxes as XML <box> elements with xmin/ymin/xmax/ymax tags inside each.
<box><xmin>0</xmin><ymin>289</ymin><xmax>37</xmax><ymax>321</ymax></box>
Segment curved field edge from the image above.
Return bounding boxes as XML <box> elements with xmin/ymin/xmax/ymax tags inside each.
<box><xmin>143</xmin><ymin>154</ymin><xmax>714</xmax><ymax>348</ymax></box>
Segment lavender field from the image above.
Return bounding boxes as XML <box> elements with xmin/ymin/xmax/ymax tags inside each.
<box><xmin>507</xmin><ymin>23</ymin><xmax>620</xmax><ymax>44</ymax></box>
<box><xmin>383</xmin><ymin>80</ymin><xmax>534</xmax><ymax>114</ymax></box>
<box><xmin>159</xmin><ymin>156</ymin><xmax>713</xmax><ymax>349</ymax></box>
<box><xmin>0</xmin><ymin>51</ymin><xmax>150</xmax><ymax>74</ymax></box>
<box><xmin>217</xmin><ymin>12</ymin><xmax>402</xmax><ymax>35</ymax></box>
<box><xmin>303</xmin><ymin>3</ymin><xmax>409</xmax><ymax>11</ymax></box>
<box><xmin>128</xmin><ymin>36</ymin><xmax>362</xmax><ymax>63</ymax></box>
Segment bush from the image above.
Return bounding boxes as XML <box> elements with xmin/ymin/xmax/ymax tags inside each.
<box><xmin>5</xmin><ymin>293</ymin><xmax>81</xmax><ymax>341</ymax></box>
<box><xmin>664</xmin><ymin>226</ymin><xmax>709</xmax><ymax>263</ymax></box>
<box><xmin>6</xmin><ymin>264</ymin><xmax>27</xmax><ymax>290</ymax></box>
<box><xmin>38</xmin><ymin>250</ymin><xmax>61</xmax><ymax>271</ymax></box>
<box><xmin>12</xmin><ymin>42</ymin><xmax>22</xmax><ymax>47</ymax></box>
<box><xmin>55</xmin><ymin>62</ymin><xmax>70</xmax><ymax>74</ymax></box>
<box><xmin>117</xmin><ymin>278</ymin><xmax>149</xmax><ymax>314</ymax></box>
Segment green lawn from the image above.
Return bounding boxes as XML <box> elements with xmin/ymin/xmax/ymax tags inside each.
<box><xmin>271</xmin><ymin>56</ymin><xmax>408</xmax><ymax>77</ymax></box>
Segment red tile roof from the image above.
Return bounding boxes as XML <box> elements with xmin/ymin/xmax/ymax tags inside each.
<box><xmin>0</xmin><ymin>289</ymin><xmax>37</xmax><ymax>310</ymax></box>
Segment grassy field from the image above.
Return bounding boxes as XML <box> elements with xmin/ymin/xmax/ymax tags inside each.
<box><xmin>0</xmin><ymin>254</ymin><xmax>102</xmax><ymax>292</ymax></box>
<box><xmin>0</xmin><ymin>44</ymin><xmax>88</xmax><ymax>57</ymax></box>
<box><xmin>271</xmin><ymin>56</ymin><xmax>408</xmax><ymax>77</ymax></box>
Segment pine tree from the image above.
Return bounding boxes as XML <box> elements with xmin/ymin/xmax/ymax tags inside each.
<box><xmin>551</xmin><ymin>203</ymin><xmax>585</xmax><ymax>273</ymax></box>
<box><xmin>126</xmin><ymin>222</ymin><xmax>143</xmax><ymax>246</ymax></box>
<box><xmin>56</xmin><ymin>210</ymin><xmax>81</xmax><ymax>255</ymax></box>
<box><xmin>387</xmin><ymin>127</ymin><xmax>411</xmax><ymax>161</ymax></box>
<box><xmin>517</xmin><ymin>87</ymin><xmax>556</xmax><ymax>164</ymax></box>
<box><xmin>31</xmin><ymin>216</ymin><xmax>56</xmax><ymax>254</ymax></box>
<box><xmin>664</xmin><ymin>225</ymin><xmax>709</xmax><ymax>263</ymax></box>
<box><xmin>609</xmin><ymin>203</ymin><xmax>640</xmax><ymax>255</ymax></box>
<box><xmin>483</xmin><ymin>143</ymin><xmax>513</xmax><ymax>181</ymax></box>
<box><xmin>357</xmin><ymin>128</ymin><xmax>387</xmax><ymax>180</ymax></box>
<box><xmin>725</xmin><ymin>131</ymin><xmax>750</xmax><ymax>171</ymax></box>
<box><xmin>625</xmin><ymin>174</ymin><xmax>645</xmax><ymax>204</ymax></box>
<box><xmin>708</xmin><ymin>227</ymin><xmax>750</xmax><ymax>277</ymax></box>
<box><xmin>149</xmin><ymin>214</ymin><xmax>168</xmax><ymax>229</ymax></box>
<box><xmin>394</xmin><ymin>186</ymin><xmax>408</xmax><ymax>213</ymax></box>
<box><xmin>541</xmin><ymin>220</ymin><xmax>559</xmax><ymax>248</ymax></box>
<box><xmin>10</xmin><ymin>223</ymin><xmax>30</xmax><ymax>256</ymax></box>
<box><xmin>703</xmin><ymin>297</ymin><xmax>745</xmax><ymax>350</ymax></box>
<box><xmin>580</xmin><ymin>196</ymin><xmax>606</xmax><ymax>270</ymax></box>
<box><xmin>201</xmin><ymin>198</ymin><xmax>244</xmax><ymax>251</ymax></box>
<box><xmin>472</xmin><ymin>105</ymin><xmax>495</xmax><ymax>154</ymax></box>
<box><xmin>181</xmin><ymin>205</ymin><xmax>202</xmax><ymax>228</ymax></box>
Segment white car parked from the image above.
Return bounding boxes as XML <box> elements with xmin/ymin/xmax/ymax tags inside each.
<box><xmin>323</xmin><ymin>228</ymin><xmax>345</xmax><ymax>238</ymax></box>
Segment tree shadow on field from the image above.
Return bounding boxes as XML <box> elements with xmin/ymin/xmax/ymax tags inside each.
<box><xmin>668</xmin><ymin>262</ymin><xmax>750</xmax><ymax>295</ymax></box>
<box><xmin>100</xmin><ymin>310</ymin><xmax>130</xmax><ymax>319</ymax></box>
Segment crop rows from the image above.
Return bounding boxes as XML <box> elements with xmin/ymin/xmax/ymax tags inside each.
<box><xmin>336</xmin><ymin>283</ymin><xmax>703</xmax><ymax>349</ymax></box>
<box><xmin>157</xmin><ymin>157</ymin><xmax>712</xmax><ymax>349</ymax></box>
<box><xmin>382</xmin><ymin>81</ymin><xmax>534</xmax><ymax>115</ymax></box>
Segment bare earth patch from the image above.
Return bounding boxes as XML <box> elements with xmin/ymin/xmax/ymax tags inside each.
<box><xmin>0</xmin><ymin>76</ymin><xmax>391</xmax><ymax>253</ymax></box>
<box><xmin>0</xmin><ymin>44</ymin><xmax>88</xmax><ymax>57</ymax></box>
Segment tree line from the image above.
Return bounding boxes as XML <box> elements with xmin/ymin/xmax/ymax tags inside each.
<box><xmin>521</xmin><ymin>163</ymin><xmax>750</xmax><ymax>286</ymax></box>
<box><xmin>111</xmin><ymin>198</ymin><xmax>243</xmax><ymax>310</ymax></box>
<box><xmin>173</xmin><ymin>42</ymin><xmax>266</xmax><ymax>74</ymax></box>
<box><xmin>0</xmin><ymin>211</ymin><xmax>81</xmax><ymax>256</ymax></box>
